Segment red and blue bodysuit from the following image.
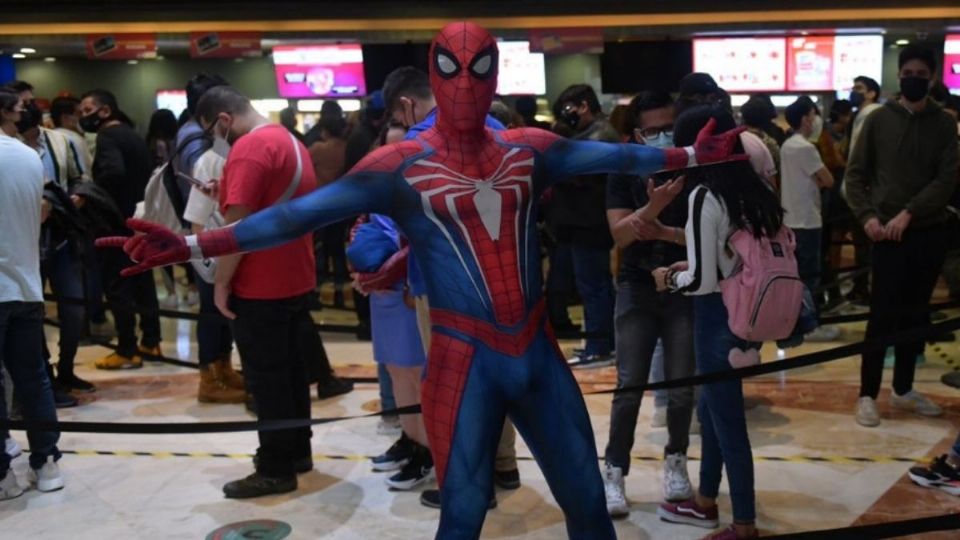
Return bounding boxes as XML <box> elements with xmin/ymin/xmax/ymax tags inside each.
<box><xmin>101</xmin><ymin>22</ymin><xmax>743</xmax><ymax>540</ymax></box>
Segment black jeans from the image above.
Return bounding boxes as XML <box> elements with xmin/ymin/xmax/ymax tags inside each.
<box><xmin>99</xmin><ymin>249</ymin><xmax>161</xmax><ymax>357</ymax></box>
<box><xmin>0</xmin><ymin>302</ymin><xmax>61</xmax><ymax>474</ymax></box>
<box><xmin>196</xmin><ymin>279</ymin><xmax>232</xmax><ymax>366</ymax></box>
<box><xmin>605</xmin><ymin>279</ymin><xmax>695</xmax><ymax>473</ymax></box>
<box><xmin>231</xmin><ymin>293</ymin><xmax>313</xmax><ymax>477</ymax></box>
<box><xmin>860</xmin><ymin>225</ymin><xmax>947</xmax><ymax>398</ymax></box>
<box><xmin>41</xmin><ymin>242</ymin><xmax>85</xmax><ymax>375</ymax></box>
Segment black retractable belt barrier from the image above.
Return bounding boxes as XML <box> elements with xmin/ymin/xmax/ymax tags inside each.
<box><xmin>18</xmin><ymin>314</ymin><xmax>960</xmax><ymax>433</ymax></box>
<box><xmin>763</xmin><ymin>512</ymin><xmax>960</xmax><ymax>539</ymax></box>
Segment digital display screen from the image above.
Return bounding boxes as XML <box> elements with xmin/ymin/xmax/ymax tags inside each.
<box><xmin>272</xmin><ymin>44</ymin><xmax>366</xmax><ymax>98</ymax></box>
<box><xmin>156</xmin><ymin>89</ymin><xmax>187</xmax><ymax>118</ymax></box>
<box><xmin>693</xmin><ymin>38</ymin><xmax>786</xmax><ymax>92</ymax></box>
<box><xmin>496</xmin><ymin>41</ymin><xmax>546</xmax><ymax>96</ymax></box>
<box><xmin>944</xmin><ymin>34</ymin><xmax>960</xmax><ymax>90</ymax></box>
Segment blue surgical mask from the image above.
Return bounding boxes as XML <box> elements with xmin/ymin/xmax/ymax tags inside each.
<box><xmin>643</xmin><ymin>131</ymin><xmax>674</xmax><ymax>149</ymax></box>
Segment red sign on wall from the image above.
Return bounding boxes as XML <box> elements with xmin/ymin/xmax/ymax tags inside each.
<box><xmin>86</xmin><ymin>34</ymin><xmax>157</xmax><ymax>60</ymax></box>
<box><xmin>189</xmin><ymin>32</ymin><xmax>263</xmax><ymax>58</ymax></box>
<box><xmin>529</xmin><ymin>28</ymin><xmax>604</xmax><ymax>55</ymax></box>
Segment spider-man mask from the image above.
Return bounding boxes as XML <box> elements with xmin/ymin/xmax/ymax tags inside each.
<box><xmin>430</xmin><ymin>22</ymin><xmax>499</xmax><ymax>133</ymax></box>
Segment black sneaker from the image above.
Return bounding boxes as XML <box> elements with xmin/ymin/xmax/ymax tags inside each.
<box><xmin>52</xmin><ymin>386</ymin><xmax>78</xmax><ymax>409</ymax></box>
<box><xmin>385</xmin><ymin>445</ymin><xmax>434</xmax><ymax>490</ymax></box>
<box><xmin>419</xmin><ymin>488</ymin><xmax>497</xmax><ymax>509</ymax></box>
<box><xmin>223</xmin><ymin>472</ymin><xmax>297</xmax><ymax>499</ymax></box>
<box><xmin>567</xmin><ymin>353</ymin><xmax>615</xmax><ymax>369</ymax></box>
<box><xmin>494</xmin><ymin>469</ymin><xmax>521</xmax><ymax>490</ymax></box>
<box><xmin>56</xmin><ymin>373</ymin><xmax>96</xmax><ymax>393</ymax></box>
<box><xmin>317</xmin><ymin>377</ymin><xmax>354</xmax><ymax>400</ymax></box>
<box><xmin>371</xmin><ymin>435</ymin><xmax>414</xmax><ymax>472</ymax></box>
<box><xmin>908</xmin><ymin>455</ymin><xmax>960</xmax><ymax>496</ymax></box>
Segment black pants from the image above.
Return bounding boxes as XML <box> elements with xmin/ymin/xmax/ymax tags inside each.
<box><xmin>298</xmin><ymin>309</ymin><xmax>334</xmax><ymax>384</ymax></box>
<box><xmin>99</xmin><ymin>249</ymin><xmax>161</xmax><ymax>357</ymax></box>
<box><xmin>196</xmin><ymin>279</ymin><xmax>232</xmax><ymax>366</ymax></box>
<box><xmin>860</xmin><ymin>225</ymin><xmax>947</xmax><ymax>398</ymax></box>
<box><xmin>231</xmin><ymin>293</ymin><xmax>313</xmax><ymax>477</ymax></box>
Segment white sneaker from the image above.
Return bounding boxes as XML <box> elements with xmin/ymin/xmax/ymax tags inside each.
<box><xmin>28</xmin><ymin>456</ymin><xmax>64</xmax><ymax>492</ymax></box>
<box><xmin>805</xmin><ymin>325</ymin><xmax>841</xmax><ymax>342</ymax></box>
<box><xmin>4</xmin><ymin>437</ymin><xmax>21</xmax><ymax>459</ymax></box>
<box><xmin>891</xmin><ymin>390</ymin><xmax>943</xmax><ymax>417</ymax></box>
<box><xmin>0</xmin><ymin>469</ymin><xmax>23</xmax><ymax>501</ymax></box>
<box><xmin>602</xmin><ymin>464</ymin><xmax>629</xmax><ymax>518</ymax></box>
<box><xmin>662</xmin><ymin>453</ymin><xmax>693</xmax><ymax>502</ymax></box>
<box><xmin>160</xmin><ymin>294</ymin><xmax>178</xmax><ymax>309</ymax></box>
<box><xmin>651</xmin><ymin>406</ymin><xmax>667</xmax><ymax>428</ymax></box>
<box><xmin>855</xmin><ymin>396</ymin><xmax>881</xmax><ymax>427</ymax></box>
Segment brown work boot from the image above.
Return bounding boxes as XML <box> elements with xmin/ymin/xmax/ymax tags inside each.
<box><xmin>198</xmin><ymin>364</ymin><xmax>246</xmax><ymax>404</ymax></box>
<box><xmin>215</xmin><ymin>358</ymin><xmax>245</xmax><ymax>391</ymax></box>
<box><xmin>95</xmin><ymin>352</ymin><xmax>142</xmax><ymax>370</ymax></box>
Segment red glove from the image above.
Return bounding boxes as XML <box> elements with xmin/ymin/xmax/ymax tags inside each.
<box><xmin>95</xmin><ymin>218</ymin><xmax>192</xmax><ymax>277</ymax></box>
<box><xmin>355</xmin><ymin>246</ymin><xmax>410</xmax><ymax>294</ymax></box>
<box><xmin>663</xmin><ymin>118</ymin><xmax>748</xmax><ymax>170</ymax></box>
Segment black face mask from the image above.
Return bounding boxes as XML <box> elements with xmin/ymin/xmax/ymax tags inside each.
<box><xmin>15</xmin><ymin>102</ymin><xmax>41</xmax><ymax>134</ymax></box>
<box><xmin>79</xmin><ymin>108</ymin><xmax>104</xmax><ymax>133</ymax></box>
<box><xmin>849</xmin><ymin>91</ymin><xmax>865</xmax><ymax>108</ymax></box>
<box><xmin>899</xmin><ymin>77</ymin><xmax>930</xmax><ymax>103</ymax></box>
<box><xmin>559</xmin><ymin>107</ymin><xmax>580</xmax><ymax>130</ymax></box>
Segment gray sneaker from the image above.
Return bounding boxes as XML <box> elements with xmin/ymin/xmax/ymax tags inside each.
<box><xmin>891</xmin><ymin>390</ymin><xmax>942</xmax><ymax>417</ymax></box>
<box><xmin>855</xmin><ymin>396</ymin><xmax>881</xmax><ymax>427</ymax></box>
<box><xmin>662</xmin><ymin>454</ymin><xmax>693</xmax><ymax>502</ymax></box>
<box><xmin>28</xmin><ymin>456</ymin><xmax>64</xmax><ymax>492</ymax></box>
<box><xmin>0</xmin><ymin>470</ymin><xmax>23</xmax><ymax>501</ymax></box>
<box><xmin>602</xmin><ymin>464</ymin><xmax>628</xmax><ymax>518</ymax></box>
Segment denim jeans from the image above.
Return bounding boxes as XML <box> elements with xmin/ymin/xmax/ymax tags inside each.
<box><xmin>196</xmin><ymin>279</ymin><xmax>232</xmax><ymax>366</ymax></box>
<box><xmin>0</xmin><ymin>302</ymin><xmax>61</xmax><ymax>475</ymax></box>
<box><xmin>791</xmin><ymin>228</ymin><xmax>822</xmax><ymax>305</ymax></box>
<box><xmin>649</xmin><ymin>340</ymin><xmax>667</xmax><ymax>408</ymax></box>
<box><xmin>694</xmin><ymin>293</ymin><xmax>756</xmax><ymax>523</ymax></box>
<box><xmin>41</xmin><ymin>243</ymin><xmax>85</xmax><ymax>375</ymax></box>
<box><xmin>570</xmin><ymin>244</ymin><xmax>615</xmax><ymax>356</ymax></box>
<box><xmin>605</xmin><ymin>280</ymin><xmax>695</xmax><ymax>473</ymax></box>
<box><xmin>230</xmin><ymin>294</ymin><xmax>313</xmax><ymax>477</ymax></box>
<box><xmin>861</xmin><ymin>225</ymin><xmax>947</xmax><ymax>399</ymax></box>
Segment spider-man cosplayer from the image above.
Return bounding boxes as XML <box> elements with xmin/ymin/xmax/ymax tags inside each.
<box><xmin>99</xmin><ymin>22</ymin><xmax>742</xmax><ymax>540</ymax></box>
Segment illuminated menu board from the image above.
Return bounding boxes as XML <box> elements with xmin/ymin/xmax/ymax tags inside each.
<box><xmin>945</xmin><ymin>35</ymin><xmax>960</xmax><ymax>90</ymax></box>
<box><xmin>693</xmin><ymin>38</ymin><xmax>786</xmax><ymax>92</ymax></box>
<box><xmin>831</xmin><ymin>35</ymin><xmax>884</xmax><ymax>92</ymax></box>
<box><xmin>787</xmin><ymin>35</ymin><xmax>883</xmax><ymax>92</ymax></box>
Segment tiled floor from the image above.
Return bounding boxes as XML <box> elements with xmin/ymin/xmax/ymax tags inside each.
<box><xmin>2</xmin><ymin>290</ymin><xmax>959</xmax><ymax>539</ymax></box>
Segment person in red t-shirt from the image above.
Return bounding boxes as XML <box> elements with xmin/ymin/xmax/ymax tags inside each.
<box><xmin>194</xmin><ymin>86</ymin><xmax>347</xmax><ymax>498</ymax></box>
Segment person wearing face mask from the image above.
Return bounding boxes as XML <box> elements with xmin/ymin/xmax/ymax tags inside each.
<box><xmin>781</xmin><ymin>97</ymin><xmax>838</xmax><ymax>343</ymax></box>
<box><xmin>845</xmin><ymin>45</ymin><xmax>959</xmax><ymax>428</ymax></box>
<box><xmin>847</xmin><ymin>76</ymin><xmax>882</xmax><ymax>157</ymax></box>
<box><xmin>79</xmin><ymin>89</ymin><xmax>162</xmax><ymax>371</ymax></box>
<box><xmin>548</xmin><ymin>84</ymin><xmax>619</xmax><ymax>368</ymax></box>
<box><xmin>602</xmin><ymin>90</ymin><xmax>696</xmax><ymax>517</ymax></box>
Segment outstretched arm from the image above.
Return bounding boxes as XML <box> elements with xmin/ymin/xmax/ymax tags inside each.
<box><xmin>97</xmin><ymin>168</ymin><xmax>397</xmax><ymax>276</ymax></box>
<box><xmin>540</xmin><ymin>118</ymin><xmax>744</xmax><ymax>187</ymax></box>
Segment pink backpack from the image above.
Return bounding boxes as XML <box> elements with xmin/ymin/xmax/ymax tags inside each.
<box><xmin>719</xmin><ymin>226</ymin><xmax>803</xmax><ymax>342</ymax></box>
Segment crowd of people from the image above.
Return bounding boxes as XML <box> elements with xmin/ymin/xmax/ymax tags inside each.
<box><xmin>0</xmin><ymin>33</ymin><xmax>959</xmax><ymax>540</ymax></box>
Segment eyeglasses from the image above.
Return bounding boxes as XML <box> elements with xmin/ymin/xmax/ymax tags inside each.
<box><xmin>634</xmin><ymin>126</ymin><xmax>674</xmax><ymax>140</ymax></box>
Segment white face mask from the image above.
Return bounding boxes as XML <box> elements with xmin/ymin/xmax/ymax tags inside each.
<box><xmin>643</xmin><ymin>131</ymin><xmax>674</xmax><ymax>150</ymax></box>
<box><xmin>808</xmin><ymin>115</ymin><xmax>823</xmax><ymax>143</ymax></box>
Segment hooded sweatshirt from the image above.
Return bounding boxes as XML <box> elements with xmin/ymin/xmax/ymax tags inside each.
<box><xmin>845</xmin><ymin>98</ymin><xmax>959</xmax><ymax>229</ymax></box>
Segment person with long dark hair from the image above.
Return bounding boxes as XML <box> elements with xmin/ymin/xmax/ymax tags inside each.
<box><xmin>655</xmin><ymin>106</ymin><xmax>782</xmax><ymax>540</ymax></box>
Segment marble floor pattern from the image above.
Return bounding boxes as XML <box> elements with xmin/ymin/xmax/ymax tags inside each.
<box><xmin>2</xmin><ymin>294</ymin><xmax>959</xmax><ymax>539</ymax></box>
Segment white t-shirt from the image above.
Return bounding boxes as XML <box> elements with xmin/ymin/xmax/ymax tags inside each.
<box><xmin>780</xmin><ymin>133</ymin><xmax>826</xmax><ymax>230</ymax></box>
<box><xmin>674</xmin><ymin>186</ymin><xmax>739</xmax><ymax>295</ymax></box>
<box><xmin>849</xmin><ymin>102</ymin><xmax>882</xmax><ymax>157</ymax></box>
<box><xmin>183</xmin><ymin>149</ymin><xmax>225</xmax><ymax>228</ymax></box>
<box><xmin>0</xmin><ymin>134</ymin><xmax>45</xmax><ymax>303</ymax></box>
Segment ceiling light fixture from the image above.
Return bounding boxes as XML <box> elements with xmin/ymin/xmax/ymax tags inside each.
<box><xmin>11</xmin><ymin>53</ymin><xmax>25</xmax><ymax>59</ymax></box>
<box><xmin>895</xmin><ymin>39</ymin><xmax>910</xmax><ymax>45</ymax></box>
<box><xmin>20</xmin><ymin>47</ymin><xmax>36</xmax><ymax>54</ymax></box>
<box><xmin>44</xmin><ymin>56</ymin><xmax>56</xmax><ymax>62</ymax></box>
